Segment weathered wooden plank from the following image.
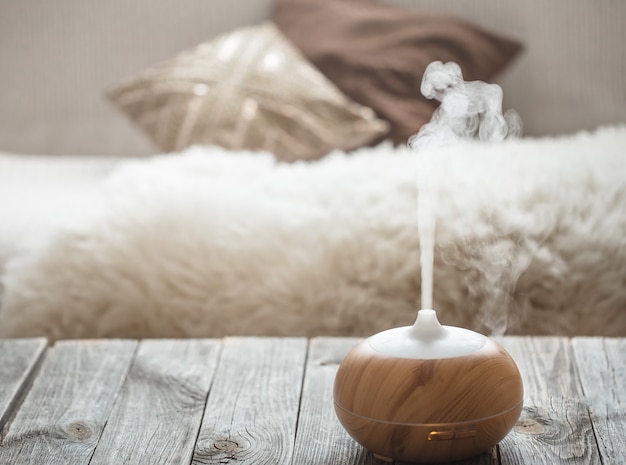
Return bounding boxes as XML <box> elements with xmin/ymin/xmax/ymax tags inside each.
<box><xmin>191</xmin><ymin>337</ymin><xmax>307</xmax><ymax>465</ymax></box>
<box><xmin>572</xmin><ymin>337</ymin><xmax>626</xmax><ymax>464</ymax></box>
<box><xmin>90</xmin><ymin>339</ymin><xmax>221</xmax><ymax>465</ymax></box>
<box><xmin>290</xmin><ymin>337</ymin><xmax>374</xmax><ymax>465</ymax></box>
<box><xmin>0</xmin><ymin>339</ymin><xmax>136</xmax><ymax>465</ymax></box>
<box><xmin>0</xmin><ymin>338</ymin><xmax>47</xmax><ymax>433</ymax></box>
<box><xmin>292</xmin><ymin>337</ymin><xmax>498</xmax><ymax>465</ymax></box>
<box><xmin>495</xmin><ymin>337</ymin><xmax>601</xmax><ymax>465</ymax></box>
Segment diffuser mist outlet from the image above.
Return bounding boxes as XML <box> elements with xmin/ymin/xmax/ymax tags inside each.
<box><xmin>333</xmin><ymin>309</ymin><xmax>523</xmax><ymax>463</ymax></box>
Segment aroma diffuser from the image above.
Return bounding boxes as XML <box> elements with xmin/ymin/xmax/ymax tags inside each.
<box><xmin>333</xmin><ymin>309</ymin><xmax>523</xmax><ymax>463</ymax></box>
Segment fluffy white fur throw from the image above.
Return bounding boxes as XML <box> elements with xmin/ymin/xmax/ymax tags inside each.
<box><xmin>1</xmin><ymin>127</ymin><xmax>625</xmax><ymax>340</ymax></box>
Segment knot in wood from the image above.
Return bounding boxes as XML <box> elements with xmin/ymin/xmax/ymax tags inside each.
<box><xmin>214</xmin><ymin>439</ymin><xmax>239</xmax><ymax>452</ymax></box>
<box><xmin>514</xmin><ymin>418</ymin><xmax>545</xmax><ymax>435</ymax></box>
<box><xmin>67</xmin><ymin>422</ymin><xmax>92</xmax><ymax>440</ymax></box>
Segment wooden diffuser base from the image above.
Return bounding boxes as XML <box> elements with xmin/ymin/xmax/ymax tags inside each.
<box><xmin>334</xmin><ymin>335</ymin><xmax>523</xmax><ymax>463</ymax></box>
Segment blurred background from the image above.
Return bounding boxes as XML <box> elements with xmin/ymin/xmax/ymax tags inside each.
<box><xmin>0</xmin><ymin>0</ymin><xmax>624</xmax><ymax>156</ymax></box>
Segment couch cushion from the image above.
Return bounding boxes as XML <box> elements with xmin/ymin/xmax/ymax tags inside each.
<box><xmin>106</xmin><ymin>22</ymin><xmax>388</xmax><ymax>162</ymax></box>
<box><xmin>273</xmin><ymin>0</ymin><xmax>522</xmax><ymax>145</ymax></box>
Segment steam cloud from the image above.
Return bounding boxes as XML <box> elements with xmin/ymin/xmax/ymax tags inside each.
<box><xmin>411</xmin><ymin>61</ymin><xmax>528</xmax><ymax>335</ymax></box>
<box><xmin>409</xmin><ymin>61</ymin><xmax>522</xmax><ymax>150</ymax></box>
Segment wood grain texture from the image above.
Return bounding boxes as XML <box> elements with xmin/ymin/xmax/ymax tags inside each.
<box><xmin>495</xmin><ymin>337</ymin><xmax>601</xmax><ymax>465</ymax></box>
<box><xmin>334</xmin><ymin>337</ymin><xmax>523</xmax><ymax>463</ymax></box>
<box><xmin>0</xmin><ymin>339</ymin><xmax>136</xmax><ymax>465</ymax></box>
<box><xmin>191</xmin><ymin>337</ymin><xmax>307</xmax><ymax>465</ymax></box>
<box><xmin>290</xmin><ymin>337</ymin><xmax>376</xmax><ymax>465</ymax></box>
<box><xmin>90</xmin><ymin>339</ymin><xmax>220</xmax><ymax>465</ymax></box>
<box><xmin>291</xmin><ymin>337</ymin><xmax>499</xmax><ymax>465</ymax></box>
<box><xmin>0</xmin><ymin>338</ymin><xmax>47</xmax><ymax>433</ymax></box>
<box><xmin>572</xmin><ymin>337</ymin><xmax>625</xmax><ymax>464</ymax></box>
<box><xmin>0</xmin><ymin>336</ymin><xmax>620</xmax><ymax>465</ymax></box>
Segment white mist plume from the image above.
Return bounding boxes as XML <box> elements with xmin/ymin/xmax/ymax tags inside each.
<box><xmin>411</xmin><ymin>61</ymin><xmax>526</xmax><ymax>335</ymax></box>
<box><xmin>408</xmin><ymin>61</ymin><xmax>522</xmax><ymax>150</ymax></box>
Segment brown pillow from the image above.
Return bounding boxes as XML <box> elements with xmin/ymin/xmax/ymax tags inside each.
<box><xmin>273</xmin><ymin>0</ymin><xmax>523</xmax><ymax>145</ymax></box>
<box><xmin>106</xmin><ymin>22</ymin><xmax>389</xmax><ymax>162</ymax></box>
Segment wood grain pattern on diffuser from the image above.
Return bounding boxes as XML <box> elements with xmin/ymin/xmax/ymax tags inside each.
<box><xmin>334</xmin><ymin>338</ymin><xmax>523</xmax><ymax>463</ymax></box>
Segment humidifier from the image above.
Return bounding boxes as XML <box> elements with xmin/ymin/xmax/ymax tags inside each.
<box><xmin>333</xmin><ymin>309</ymin><xmax>523</xmax><ymax>463</ymax></box>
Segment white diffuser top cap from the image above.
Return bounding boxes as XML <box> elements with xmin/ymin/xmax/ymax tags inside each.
<box><xmin>368</xmin><ymin>309</ymin><xmax>486</xmax><ymax>359</ymax></box>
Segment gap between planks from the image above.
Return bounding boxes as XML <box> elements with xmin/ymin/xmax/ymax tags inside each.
<box><xmin>0</xmin><ymin>338</ymin><xmax>47</xmax><ymax>436</ymax></box>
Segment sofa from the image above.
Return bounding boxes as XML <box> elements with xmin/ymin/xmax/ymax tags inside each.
<box><xmin>1</xmin><ymin>0</ymin><xmax>625</xmax><ymax>340</ymax></box>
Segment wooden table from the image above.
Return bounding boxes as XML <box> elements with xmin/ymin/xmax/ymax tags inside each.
<box><xmin>0</xmin><ymin>337</ymin><xmax>623</xmax><ymax>464</ymax></box>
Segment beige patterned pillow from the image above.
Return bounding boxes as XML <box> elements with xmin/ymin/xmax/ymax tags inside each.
<box><xmin>106</xmin><ymin>22</ymin><xmax>389</xmax><ymax>161</ymax></box>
